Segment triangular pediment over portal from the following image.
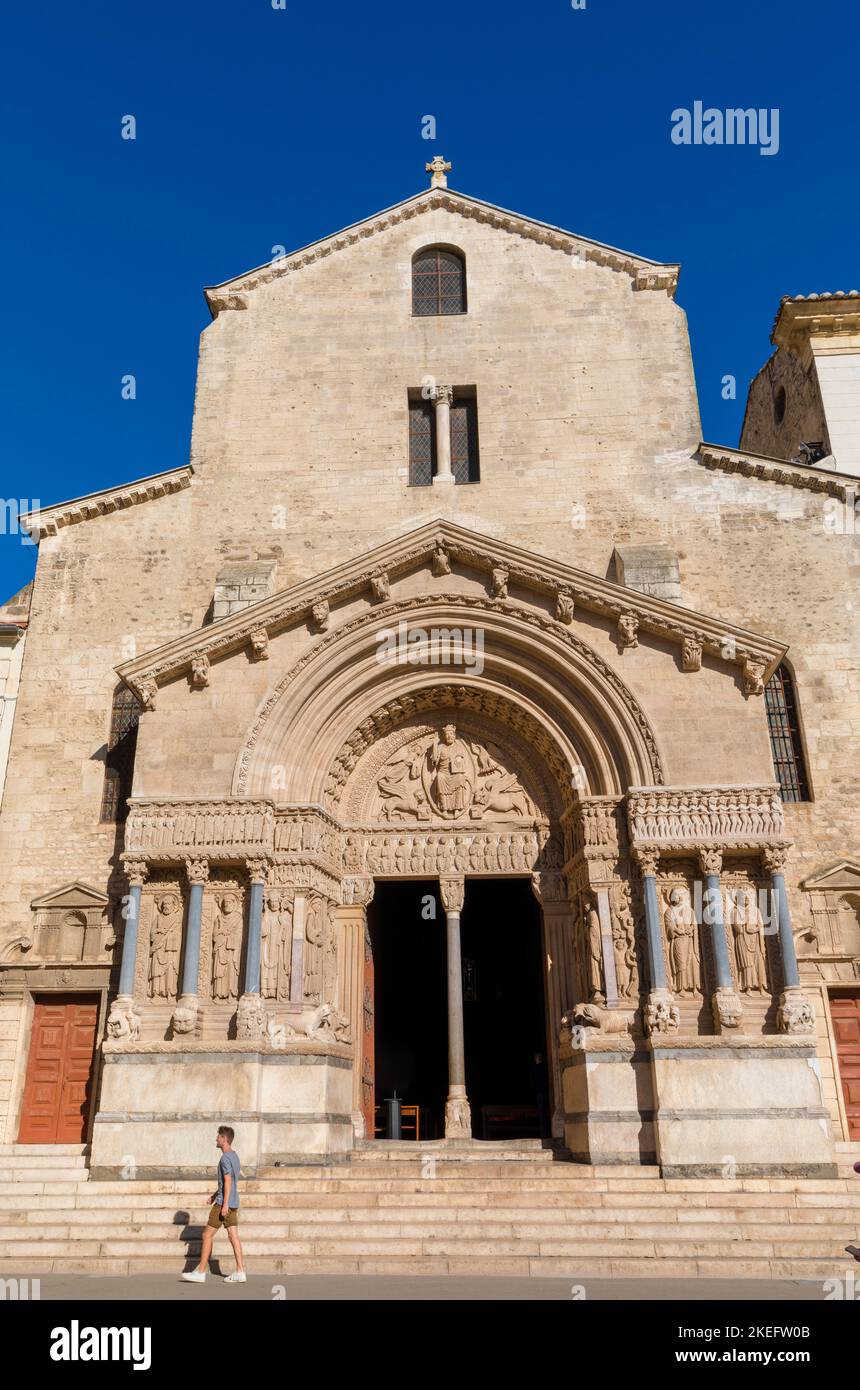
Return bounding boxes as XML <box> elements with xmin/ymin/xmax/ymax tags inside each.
<box><xmin>800</xmin><ymin>861</ymin><xmax>860</xmax><ymax>893</ymax></box>
<box><xmin>116</xmin><ymin>520</ymin><xmax>787</xmax><ymax>709</ymax></box>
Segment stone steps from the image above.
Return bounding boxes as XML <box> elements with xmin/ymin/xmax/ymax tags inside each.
<box><xmin>0</xmin><ymin>1150</ymin><xmax>857</xmax><ymax>1277</ymax></box>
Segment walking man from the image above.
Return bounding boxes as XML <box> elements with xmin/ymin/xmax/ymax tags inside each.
<box><xmin>181</xmin><ymin>1124</ymin><xmax>246</xmax><ymax>1283</ymax></box>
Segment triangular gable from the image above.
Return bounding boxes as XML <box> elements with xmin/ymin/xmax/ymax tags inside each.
<box><xmin>30</xmin><ymin>882</ymin><xmax>110</xmax><ymax>911</ymax></box>
<box><xmin>116</xmin><ymin>519</ymin><xmax>787</xmax><ymax>708</ymax></box>
<box><xmin>204</xmin><ymin>186</ymin><xmax>679</xmax><ymax>317</ymax></box>
<box><xmin>800</xmin><ymin>862</ymin><xmax>860</xmax><ymax>892</ymax></box>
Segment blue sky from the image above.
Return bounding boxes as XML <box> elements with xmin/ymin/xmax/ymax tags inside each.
<box><xmin>1</xmin><ymin>0</ymin><xmax>857</xmax><ymax>601</ymax></box>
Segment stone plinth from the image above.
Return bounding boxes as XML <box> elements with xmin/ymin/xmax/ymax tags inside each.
<box><xmin>561</xmin><ymin>1035</ymin><xmax>655</xmax><ymax>1165</ymax></box>
<box><xmin>89</xmin><ymin>1039</ymin><xmax>354</xmax><ymax>1177</ymax></box>
<box><xmin>648</xmin><ymin>1036</ymin><xmax>837</xmax><ymax>1177</ymax></box>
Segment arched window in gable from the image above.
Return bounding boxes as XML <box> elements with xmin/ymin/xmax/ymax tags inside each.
<box><xmin>764</xmin><ymin>663</ymin><xmax>811</xmax><ymax>802</ymax></box>
<box><xmin>412</xmin><ymin>247</ymin><xmax>466</xmax><ymax>316</ymax></box>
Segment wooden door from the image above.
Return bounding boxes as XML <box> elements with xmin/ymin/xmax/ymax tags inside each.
<box><xmin>831</xmin><ymin>992</ymin><xmax>860</xmax><ymax>1140</ymax></box>
<box><xmin>18</xmin><ymin>996</ymin><xmax>99</xmax><ymax>1143</ymax></box>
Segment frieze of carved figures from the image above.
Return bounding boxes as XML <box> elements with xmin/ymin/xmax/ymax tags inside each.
<box><xmin>726</xmin><ymin>887</ymin><xmax>769</xmax><ymax>993</ymax></box>
<box><xmin>212</xmin><ymin>892</ymin><xmax>244</xmax><ymax>999</ymax></box>
<box><xmin>662</xmin><ymin>886</ymin><xmax>701</xmax><ymax>995</ymax></box>
<box><xmin>627</xmin><ymin>786</ymin><xmax>784</xmax><ymax>848</ymax></box>
<box><xmin>342</xmin><ymin>875</ymin><xmax>374</xmax><ymax>907</ymax></box>
<box><xmin>567</xmin><ymin>798</ymin><xmax>624</xmax><ymax>862</ymax></box>
<box><xmin>374</xmin><ymin>723</ymin><xmax>534</xmax><ymax>824</ymax></box>
<box><xmin>125</xmin><ymin>800</ymin><xmax>275</xmax><ymax>855</ymax></box>
<box><xmin>147</xmin><ymin>892</ymin><xmax>183</xmax><ymax>999</ymax></box>
<box><xmin>262</xmin><ymin>890</ymin><xmax>293</xmax><ymax>1000</ymax></box>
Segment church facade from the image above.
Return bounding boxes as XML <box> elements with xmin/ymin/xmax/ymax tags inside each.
<box><xmin>1</xmin><ymin>160</ymin><xmax>858</xmax><ymax>1179</ymax></box>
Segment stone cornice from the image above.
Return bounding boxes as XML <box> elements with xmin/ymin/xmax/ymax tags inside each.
<box><xmin>772</xmin><ymin>292</ymin><xmax>860</xmax><ymax>354</ymax></box>
<box><xmin>697</xmin><ymin>443</ymin><xmax>857</xmax><ymax>500</ymax></box>
<box><xmin>116</xmin><ymin>520</ymin><xmax>787</xmax><ymax>707</ymax></box>
<box><xmin>204</xmin><ymin>186</ymin><xmax>679</xmax><ymax>316</ymax></box>
<box><xmin>19</xmin><ymin>466</ymin><xmax>194</xmax><ymax>540</ymax></box>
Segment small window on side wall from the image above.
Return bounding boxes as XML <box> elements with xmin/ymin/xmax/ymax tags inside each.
<box><xmin>764</xmin><ymin>663</ymin><xmax>810</xmax><ymax>802</ymax></box>
<box><xmin>412</xmin><ymin>247</ymin><xmax>466</xmax><ymax>316</ymax></box>
<box><xmin>99</xmin><ymin>685</ymin><xmax>141</xmax><ymax>823</ymax></box>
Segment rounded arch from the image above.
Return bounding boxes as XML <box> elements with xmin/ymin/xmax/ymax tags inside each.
<box><xmin>412</xmin><ymin>244</ymin><xmax>467</xmax><ymax>316</ymax></box>
<box><xmin>232</xmin><ymin>596</ymin><xmax>664</xmax><ymax>808</ymax></box>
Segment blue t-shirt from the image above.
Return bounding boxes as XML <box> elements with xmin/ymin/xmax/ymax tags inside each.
<box><xmin>216</xmin><ymin>1150</ymin><xmax>240</xmax><ymax>1208</ymax></box>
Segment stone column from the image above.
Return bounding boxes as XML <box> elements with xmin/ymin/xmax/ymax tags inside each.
<box><xmin>699</xmin><ymin>849</ymin><xmax>742</xmax><ymax>1033</ymax></box>
<box><xmin>764</xmin><ymin>847</ymin><xmax>815</xmax><ymax>1035</ymax></box>
<box><xmin>532</xmin><ymin>873</ymin><xmax>572</xmax><ymax>1139</ymax></box>
<box><xmin>237</xmin><ymin>858</ymin><xmax>268</xmax><ymax>1039</ymax></box>
<box><xmin>336</xmin><ymin>876</ymin><xmax>375</xmax><ymax>1137</ymax></box>
<box><xmin>440</xmin><ymin>876</ymin><xmax>471</xmax><ymax>1137</ymax></box>
<box><xmin>634</xmin><ymin>849</ymin><xmax>679</xmax><ymax>1035</ymax></box>
<box><xmin>172</xmin><ymin>857</ymin><xmax>209</xmax><ymax>1035</ymax></box>
<box><xmin>107</xmin><ymin>858</ymin><xmax>147</xmax><ymax>1039</ymax></box>
<box><xmin>432</xmin><ymin>385</ymin><xmax>454</xmax><ymax>485</ymax></box>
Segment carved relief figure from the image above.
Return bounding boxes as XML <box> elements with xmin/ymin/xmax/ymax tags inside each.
<box><xmin>612</xmin><ymin>902</ymin><xmax>639</xmax><ymax>1000</ymax></box>
<box><xmin>261</xmin><ymin>892</ymin><xmax>281</xmax><ymax>998</ymax></box>
<box><xmin>427</xmin><ymin>724</ymin><xmax>474</xmax><ymax>817</ymax></box>
<box><xmin>728</xmin><ymin>887</ymin><xmax>769</xmax><ymax>993</ymax></box>
<box><xmin>584</xmin><ymin>895</ymin><xmax>605</xmax><ymax>1004</ymax></box>
<box><xmin>304</xmin><ymin>899</ymin><xmax>324</xmax><ymax>1001</ymax></box>
<box><xmin>663</xmin><ymin>886</ymin><xmax>701</xmax><ymax>994</ymax></box>
<box><xmin>148</xmin><ymin>893</ymin><xmax>182</xmax><ymax>999</ymax></box>
<box><xmin>212</xmin><ymin>892</ymin><xmax>243</xmax><ymax>999</ymax></box>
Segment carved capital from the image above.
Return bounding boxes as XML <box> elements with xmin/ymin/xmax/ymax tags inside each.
<box><xmin>246</xmin><ymin>858</ymin><xmax>269</xmax><ymax>886</ymax></box>
<box><xmin>123</xmin><ymin>859</ymin><xmax>149</xmax><ymax>887</ymax></box>
<box><xmin>762</xmin><ymin>844</ymin><xmax>789</xmax><ymax>876</ymax></box>
<box><xmin>698</xmin><ymin>848</ymin><xmax>723</xmax><ymax>876</ymax></box>
<box><xmin>633</xmin><ymin>847</ymin><xmax>659</xmax><ymax>878</ymax></box>
<box><xmin>439</xmin><ymin>877</ymin><xmax>465</xmax><ymax>914</ymax></box>
<box><xmin>342</xmin><ymin>875</ymin><xmax>375</xmax><ymax>908</ymax></box>
<box><xmin>185</xmin><ymin>858</ymin><xmax>210</xmax><ymax>886</ymax></box>
<box><xmin>432</xmin><ymin>384</ymin><xmax>454</xmax><ymax>407</ymax></box>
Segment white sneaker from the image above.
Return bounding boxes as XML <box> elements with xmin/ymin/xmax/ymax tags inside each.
<box><xmin>224</xmin><ymin>1271</ymin><xmax>247</xmax><ymax>1283</ymax></box>
<box><xmin>180</xmin><ymin>1270</ymin><xmax>206</xmax><ymax>1283</ymax></box>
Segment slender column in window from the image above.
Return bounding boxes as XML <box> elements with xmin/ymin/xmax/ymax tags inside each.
<box><xmin>432</xmin><ymin>384</ymin><xmax>454</xmax><ymax>485</ymax></box>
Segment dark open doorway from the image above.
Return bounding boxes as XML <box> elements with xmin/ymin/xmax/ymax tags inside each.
<box><xmin>368</xmin><ymin>877</ymin><xmax>548</xmax><ymax>1141</ymax></box>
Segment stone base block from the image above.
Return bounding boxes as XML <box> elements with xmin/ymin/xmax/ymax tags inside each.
<box><xmin>648</xmin><ymin>1036</ymin><xmax>837</xmax><ymax>1177</ymax></box>
<box><xmin>89</xmin><ymin>1041</ymin><xmax>354</xmax><ymax>1177</ymax></box>
<box><xmin>561</xmin><ymin>1036</ymin><xmax>655</xmax><ymax>1165</ymax></box>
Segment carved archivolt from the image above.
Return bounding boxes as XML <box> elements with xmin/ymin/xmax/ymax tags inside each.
<box><xmin>233</xmin><ymin>594</ymin><xmax>666</xmax><ymax>799</ymax></box>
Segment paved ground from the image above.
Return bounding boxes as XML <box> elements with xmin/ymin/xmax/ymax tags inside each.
<box><xmin>20</xmin><ymin>1273</ymin><xmax>835</xmax><ymax>1301</ymax></box>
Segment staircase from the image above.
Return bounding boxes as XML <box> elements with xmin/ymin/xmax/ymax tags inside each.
<box><xmin>1</xmin><ymin>1141</ymin><xmax>859</xmax><ymax>1278</ymax></box>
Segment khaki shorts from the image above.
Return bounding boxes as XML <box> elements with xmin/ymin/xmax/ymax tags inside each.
<box><xmin>207</xmin><ymin>1203</ymin><xmax>239</xmax><ymax>1229</ymax></box>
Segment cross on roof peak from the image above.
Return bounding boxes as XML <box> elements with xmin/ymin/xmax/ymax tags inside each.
<box><xmin>426</xmin><ymin>155</ymin><xmax>452</xmax><ymax>189</ymax></box>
